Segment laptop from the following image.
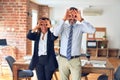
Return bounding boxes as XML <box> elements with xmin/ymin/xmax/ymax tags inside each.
<box><xmin>0</xmin><ymin>39</ymin><xmax>7</xmax><ymax>46</ymax></box>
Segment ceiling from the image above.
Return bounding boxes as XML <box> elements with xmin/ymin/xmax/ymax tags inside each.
<box><xmin>30</xmin><ymin>0</ymin><xmax>120</xmax><ymax>16</ymax></box>
<box><xmin>30</xmin><ymin>0</ymin><xmax>120</xmax><ymax>8</ymax></box>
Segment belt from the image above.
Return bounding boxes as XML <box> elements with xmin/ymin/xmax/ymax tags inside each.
<box><xmin>59</xmin><ymin>54</ymin><xmax>80</xmax><ymax>59</ymax></box>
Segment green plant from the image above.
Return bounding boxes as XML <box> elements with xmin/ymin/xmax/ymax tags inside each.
<box><xmin>100</xmin><ymin>43</ymin><xmax>105</xmax><ymax>48</ymax></box>
<box><xmin>103</xmin><ymin>35</ymin><xmax>107</xmax><ymax>38</ymax></box>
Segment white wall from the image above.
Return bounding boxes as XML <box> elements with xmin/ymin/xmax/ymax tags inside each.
<box><xmin>50</xmin><ymin>5</ymin><xmax>120</xmax><ymax>49</ymax></box>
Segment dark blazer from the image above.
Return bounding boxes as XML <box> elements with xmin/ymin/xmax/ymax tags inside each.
<box><xmin>27</xmin><ymin>29</ymin><xmax>58</xmax><ymax>71</ymax></box>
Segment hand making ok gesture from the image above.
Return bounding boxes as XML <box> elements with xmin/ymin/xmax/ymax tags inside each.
<box><xmin>63</xmin><ymin>8</ymin><xmax>84</xmax><ymax>22</ymax></box>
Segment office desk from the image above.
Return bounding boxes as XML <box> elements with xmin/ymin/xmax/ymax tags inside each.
<box><xmin>13</xmin><ymin>60</ymin><xmax>58</xmax><ymax>80</ymax></box>
<box><xmin>13</xmin><ymin>61</ymin><xmax>29</xmax><ymax>80</ymax></box>
<box><xmin>81</xmin><ymin>57</ymin><xmax>114</xmax><ymax>80</ymax></box>
<box><xmin>13</xmin><ymin>58</ymin><xmax>114</xmax><ymax>80</ymax></box>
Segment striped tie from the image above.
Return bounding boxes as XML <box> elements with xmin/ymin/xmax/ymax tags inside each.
<box><xmin>66</xmin><ymin>25</ymin><xmax>73</xmax><ymax>60</ymax></box>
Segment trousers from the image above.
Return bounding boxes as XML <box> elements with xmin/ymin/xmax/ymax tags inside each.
<box><xmin>58</xmin><ymin>55</ymin><xmax>81</xmax><ymax>80</ymax></box>
<box><xmin>35</xmin><ymin>56</ymin><xmax>54</xmax><ymax>80</ymax></box>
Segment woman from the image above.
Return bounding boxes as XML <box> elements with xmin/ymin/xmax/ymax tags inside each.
<box><xmin>27</xmin><ymin>17</ymin><xmax>58</xmax><ymax>80</ymax></box>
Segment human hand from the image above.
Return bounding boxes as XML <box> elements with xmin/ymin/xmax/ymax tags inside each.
<box><xmin>63</xmin><ymin>9</ymin><xmax>70</xmax><ymax>21</ymax></box>
<box><xmin>32</xmin><ymin>20</ymin><xmax>42</xmax><ymax>32</ymax></box>
<box><xmin>45</xmin><ymin>20</ymin><xmax>51</xmax><ymax>28</ymax></box>
<box><xmin>75</xmin><ymin>10</ymin><xmax>84</xmax><ymax>22</ymax></box>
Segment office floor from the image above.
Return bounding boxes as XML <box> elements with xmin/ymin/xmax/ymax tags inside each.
<box><xmin>0</xmin><ymin>57</ymin><xmax>120</xmax><ymax>80</ymax></box>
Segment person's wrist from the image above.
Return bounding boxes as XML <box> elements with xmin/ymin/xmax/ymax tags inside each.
<box><xmin>31</xmin><ymin>30</ymin><xmax>34</xmax><ymax>33</ymax></box>
<box><xmin>63</xmin><ymin>18</ymin><xmax>66</xmax><ymax>21</ymax></box>
<box><xmin>79</xmin><ymin>18</ymin><xmax>84</xmax><ymax>22</ymax></box>
<box><xmin>31</xmin><ymin>28</ymin><xmax>36</xmax><ymax>33</ymax></box>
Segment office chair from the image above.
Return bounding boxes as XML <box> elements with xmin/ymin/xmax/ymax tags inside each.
<box><xmin>97</xmin><ymin>74</ymin><xmax>108</xmax><ymax>80</ymax></box>
<box><xmin>81</xmin><ymin>73</ymin><xmax>89</xmax><ymax>80</ymax></box>
<box><xmin>114</xmin><ymin>66</ymin><xmax>120</xmax><ymax>80</ymax></box>
<box><xmin>5</xmin><ymin>56</ymin><xmax>33</xmax><ymax>80</ymax></box>
<box><xmin>97</xmin><ymin>66</ymin><xmax>120</xmax><ymax>80</ymax></box>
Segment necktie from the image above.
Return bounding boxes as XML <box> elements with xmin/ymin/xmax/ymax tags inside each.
<box><xmin>66</xmin><ymin>25</ymin><xmax>73</xmax><ymax>60</ymax></box>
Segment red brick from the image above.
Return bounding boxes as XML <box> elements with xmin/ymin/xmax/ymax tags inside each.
<box><xmin>1</xmin><ymin>0</ymin><xmax>49</xmax><ymax>59</ymax></box>
<box><xmin>3</xmin><ymin>0</ymin><xmax>9</xmax><ymax>2</ymax></box>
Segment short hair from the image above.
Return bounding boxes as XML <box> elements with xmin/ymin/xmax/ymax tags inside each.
<box><xmin>69</xmin><ymin>7</ymin><xmax>78</xmax><ymax>11</ymax></box>
<box><xmin>38</xmin><ymin>17</ymin><xmax>51</xmax><ymax>24</ymax></box>
<box><xmin>39</xmin><ymin>17</ymin><xmax>49</xmax><ymax>20</ymax></box>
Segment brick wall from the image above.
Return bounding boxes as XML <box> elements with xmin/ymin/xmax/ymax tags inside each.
<box><xmin>39</xmin><ymin>5</ymin><xmax>49</xmax><ymax>18</ymax></box>
<box><xmin>0</xmin><ymin>0</ymin><xmax>49</xmax><ymax>59</ymax></box>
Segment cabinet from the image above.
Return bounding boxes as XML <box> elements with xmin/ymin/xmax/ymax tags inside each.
<box><xmin>86</xmin><ymin>27</ymin><xmax>108</xmax><ymax>57</ymax></box>
<box><xmin>108</xmin><ymin>48</ymin><xmax>119</xmax><ymax>58</ymax></box>
<box><xmin>87</xmin><ymin>40</ymin><xmax>108</xmax><ymax>57</ymax></box>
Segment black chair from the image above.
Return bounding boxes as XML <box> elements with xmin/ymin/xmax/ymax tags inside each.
<box><xmin>97</xmin><ymin>66</ymin><xmax>120</xmax><ymax>80</ymax></box>
<box><xmin>114</xmin><ymin>66</ymin><xmax>120</xmax><ymax>80</ymax></box>
<box><xmin>81</xmin><ymin>73</ymin><xmax>89</xmax><ymax>80</ymax></box>
<box><xmin>97</xmin><ymin>74</ymin><xmax>108</xmax><ymax>80</ymax></box>
<box><xmin>5</xmin><ymin>56</ymin><xmax>33</xmax><ymax>80</ymax></box>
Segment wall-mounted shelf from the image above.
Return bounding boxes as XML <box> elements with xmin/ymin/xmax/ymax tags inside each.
<box><xmin>87</xmin><ymin>27</ymin><xmax>108</xmax><ymax>57</ymax></box>
<box><xmin>87</xmin><ymin>40</ymin><xmax>108</xmax><ymax>57</ymax></box>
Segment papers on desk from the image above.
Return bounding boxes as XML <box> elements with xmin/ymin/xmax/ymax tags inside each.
<box><xmin>23</xmin><ymin>55</ymin><xmax>32</xmax><ymax>60</ymax></box>
<box><xmin>23</xmin><ymin>55</ymin><xmax>32</xmax><ymax>64</ymax></box>
<box><xmin>81</xmin><ymin>60</ymin><xmax>88</xmax><ymax>66</ymax></box>
<box><xmin>92</xmin><ymin>63</ymin><xmax>106</xmax><ymax>67</ymax></box>
<box><xmin>81</xmin><ymin>60</ymin><xmax>106</xmax><ymax>67</ymax></box>
<box><xmin>91</xmin><ymin>60</ymin><xmax>106</xmax><ymax>67</ymax></box>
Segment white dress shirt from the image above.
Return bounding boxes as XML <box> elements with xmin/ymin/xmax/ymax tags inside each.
<box><xmin>53</xmin><ymin>20</ymin><xmax>96</xmax><ymax>57</ymax></box>
<box><xmin>38</xmin><ymin>32</ymin><xmax>48</xmax><ymax>56</ymax></box>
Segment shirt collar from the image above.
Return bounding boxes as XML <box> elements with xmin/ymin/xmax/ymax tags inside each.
<box><xmin>40</xmin><ymin>32</ymin><xmax>48</xmax><ymax>40</ymax></box>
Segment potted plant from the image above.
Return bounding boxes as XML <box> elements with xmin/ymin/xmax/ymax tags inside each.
<box><xmin>100</xmin><ymin>43</ymin><xmax>105</xmax><ymax>49</ymax></box>
<box><xmin>103</xmin><ymin>35</ymin><xmax>107</xmax><ymax>40</ymax></box>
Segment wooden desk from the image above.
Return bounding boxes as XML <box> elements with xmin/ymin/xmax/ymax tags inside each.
<box><xmin>81</xmin><ymin>57</ymin><xmax>114</xmax><ymax>80</ymax></box>
<box><xmin>0</xmin><ymin>46</ymin><xmax>16</xmax><ymax>59</ymax></box>
<box><xmin>13</xmin><ymin>60</ymin><xmax>29</xmax><ymax>80</ymax></box>
<box><xmin>13</xmin><ymin>58</ymin><xmax>114</xmax><ymax>80</ymax></box>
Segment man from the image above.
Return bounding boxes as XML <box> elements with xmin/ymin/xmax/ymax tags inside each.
<box><xmin>27</xmin><ymin>17</ymin><xmax>58</xmax><ymax>80</ymax></box>
<box><xmin>53</xmin><ymin>7</ymin><xmax>96</xmax><ymax>80</ymax></box>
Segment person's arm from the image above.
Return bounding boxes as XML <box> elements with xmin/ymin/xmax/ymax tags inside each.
<box><xmin>49</xmin><ymin>28</ymin><xmax>58</xmax><ymax>41</ymax></box>
<box><xmin>27</xmin><ymin>24</ymin><xmax>40</xmax><ymax>40</ymax></box>
<box><xmin>52</xmin><ymin>20</ymin><xmax>65</xmax><ymax>36</ymax></box>
<box><xmin>53</xmin><ymin>9</ymin><xmax>70</xmax><ymax>36</ymax></box>
<box><xmin>81</xmin><ymin>20</ymin><xmax>96</xmax><ymax>34</ymax></box>
<box><xmin>27</xmin><ymin>30</ymin><xmax>38</xmax><ymax>41</ymax></box>
<box><xmin>75</xmin><ymin>9</ymin><xmax>96</xmax><ymax>34</ymax></box>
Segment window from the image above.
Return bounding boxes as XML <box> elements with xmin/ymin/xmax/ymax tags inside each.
<box><xmin>32</xmin><ymin>10</ymin><xmax>38</xmax><ymax>54</ymax></box>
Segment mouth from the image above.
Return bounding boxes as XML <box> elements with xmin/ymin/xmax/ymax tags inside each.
<box><xmin>69</xmin><ymin>19</ymin><xmax>76</xmax><ymax>24</ymax></box>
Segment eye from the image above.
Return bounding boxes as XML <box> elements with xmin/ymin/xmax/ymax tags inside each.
<box><xmin>75</xmin><ymin>15</ymin><xmax>77</xmax><ymax>18</ymax></box>
<box><xmin>40</xmin><ymin>24</ymin><xmax>43</xmax><ymax>26</ymax></box>
<box><xmin>68</xmin><ymin>15</ymin><xmax>72</xmax><ymax>17</ymax></box>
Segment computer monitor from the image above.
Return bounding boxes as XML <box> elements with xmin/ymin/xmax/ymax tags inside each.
<box><xmin>87</xmin><ymin>40</ymin><xmax>97</xmax><ymax>48</ymax></box>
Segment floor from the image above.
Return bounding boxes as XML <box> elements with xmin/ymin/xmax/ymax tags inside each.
<box><xmin>0</xmin><ymin>57</ymin><xmax>120</xmax><ymax>80</ymax></box>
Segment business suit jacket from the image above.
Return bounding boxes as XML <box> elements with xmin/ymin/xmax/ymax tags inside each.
<box><xmin>27</xmin><ymin>29</ymin><xmax>58</xmax><ymax>71</ymax></box>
